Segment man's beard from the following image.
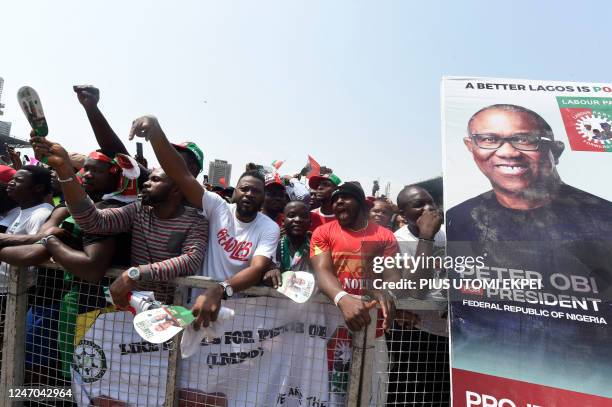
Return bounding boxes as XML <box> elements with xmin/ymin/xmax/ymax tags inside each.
<box><xmin>141</xmin><ymin>195</ymin><xmax>160</xmax><ymax>206</ymax></box>
<box><xmin>236</xmin><ymin>202</ymin><xmax>259</xmax><ymax>219</ymax></box>
<box><xmin>337</xmin><ymin>210</ymin><xmax>360</xmax><ymax>228</ymax></box>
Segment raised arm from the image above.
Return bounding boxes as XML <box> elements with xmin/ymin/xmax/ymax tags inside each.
<box><xmin>31</xmin><ymin>137</ymin><xmax>88</xmax><ymax>205</ymax></box>
<box><xmin>7</xmin><ymin>145</ymin><xmax>22</xmax><ymax>170</ymax></box>
<box><xmin>128</xmin><ymin>115</ymin><xmax>204</xmax><ymax>209</ymax></box>
<box><xmin>74</xmin><ymin>86</ymin><xmax>129</xmax><ymax>155</ymax></box>
<box><xmin>30</xmin><ymin>137</ymin><xmax>135</xmax><ymax>235</ymax></box>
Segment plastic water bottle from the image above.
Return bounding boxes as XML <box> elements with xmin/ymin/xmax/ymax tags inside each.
<box><xmin>127</xmin><ymin>292</ymin><xmax>162</xmax><ymax>315</ymax></box>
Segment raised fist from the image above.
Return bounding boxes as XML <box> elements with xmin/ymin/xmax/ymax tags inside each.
<box><xmin>128</xmin><ymin>115</ymin><xmax>162</xmax><ymax>142</ymax></box>
<box><xmin>73</xmin><ymin>85</ymin><xmax>100</xmax><ymax>109</ymax></box>
<box><xmin>6</xmin><ymin>144</ymin><xmax>22</xmax><ymax>169</ymax></box>
<box><xmin>29</xmin><ymin>135</ymin><xmax>71</xmax><ymax>170</ymax></box>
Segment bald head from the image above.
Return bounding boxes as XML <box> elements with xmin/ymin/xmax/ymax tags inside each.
<box><xmin>397</xmin><ymin>186</ymin><xmax>432</xmax><ymax>209</ymax></box>
<box><xmin>396</xmin><ymin>185</ymin><xmax>437</xmax><ymax>224</ymax></box>
<box><xmin>468</xmin><ymin>104</ymin><xmax>554</xmax><ymax>140</ymax></box>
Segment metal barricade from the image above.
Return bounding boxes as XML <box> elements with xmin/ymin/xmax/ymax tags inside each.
<box><xmin>382</xmin><ymin>299</ymin><xmax>451</xmax><ymax>406</ymax></box>
<box><xmin>0</xmin><ymin>264</ymin><xmax>450</xmax><ymax>406</ymax></box>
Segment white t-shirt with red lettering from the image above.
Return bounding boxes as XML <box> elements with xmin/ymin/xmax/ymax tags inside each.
<box><xmin>200</xmin><ymin>190</ymin><xmax>280</xmax><ymax>281</ymax></box>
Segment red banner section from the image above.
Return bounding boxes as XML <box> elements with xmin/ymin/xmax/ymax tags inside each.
<box><xmin>452</xmin><ymin>369</ymin><xmax>612</xmax><ymax>407</ymax></box>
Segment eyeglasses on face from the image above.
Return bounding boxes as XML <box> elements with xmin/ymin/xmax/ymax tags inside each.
<box><xmin>470</xmin><ymin>133</ymin><xmax>552</xmax><ymax>151</ymax></box>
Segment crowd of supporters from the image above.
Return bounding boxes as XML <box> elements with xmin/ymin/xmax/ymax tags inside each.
<box><xmin>0</xmin><ymin>85</ymin><xmax>449</xmax><ymax>406</ymax></box>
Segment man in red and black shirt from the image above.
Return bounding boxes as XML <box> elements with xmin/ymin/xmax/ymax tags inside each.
<box><xmin>310</xmin><ymin>181</ymin><xmax>399</xmax><ymax>332</ymax></box>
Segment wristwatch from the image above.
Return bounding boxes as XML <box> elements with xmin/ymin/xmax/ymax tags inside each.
<box><xmin>218</xmin><ymin>281</ymin><xmax>233</xmax><ymax>300</ymax></box>
<box><xmin>127</xmin><ymin>266</ymin><xmax>141</xmax><ymax>282</ymax></box>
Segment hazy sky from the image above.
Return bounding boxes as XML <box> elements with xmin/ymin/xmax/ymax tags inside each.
<box><xmin>2</xmin><ymin>0</ymin><xmax>612</xmax><ymax>199</ymax></box>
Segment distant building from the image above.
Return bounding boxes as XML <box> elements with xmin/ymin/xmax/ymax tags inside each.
<box><xmin>0</xmin><ymin>78</ymin><xmax>30</xmax><ymax>156</ymax></box>
<box><xmin>0</xmin><ymin>123</ymin><xmax>29</xmax><ymax>156</ymax></box>
<box><xmin>0</xmin><ymin>121</ymin><xmax>10</xmax><ymax>138</ymax></box>
<box><xmin>0</xmin><ymin>77</ymin><xmax>5</xmax><ymax>116</ymax></box>
<box><xmin>208</xmin><ymin>159</ymin><xmax>232</xmax><ymax>187</ymax></box>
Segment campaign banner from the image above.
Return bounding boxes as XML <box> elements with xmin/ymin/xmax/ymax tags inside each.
<box><xmin>442</xmin><ymin>77</ymin><xmax>612</xmax><ymax>406</ymax></box>
<box><xmin>71</xmin><ymin>296</ymin><xmax>346</xmax><ymax>407</ymax></box>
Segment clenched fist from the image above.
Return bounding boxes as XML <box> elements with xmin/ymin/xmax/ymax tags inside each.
<box><xmin>73</xmin><ymin>85</ymin><xmax>100</xmax><ymax>109</ymax></box>
<box><xmin>29</xmin><ymin>135</ymin><xmax>71</xmax><ymax>170</ymax></box>
<box><xmin>128</xmin><ymin>115</ymin><xmax>163</xmax><ymax>142</ymax></box>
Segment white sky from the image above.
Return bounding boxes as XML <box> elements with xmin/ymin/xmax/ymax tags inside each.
<box><xmin>3</xmin><ymin>1</ymin><xmax>612</xmax><ymax>201</ymax></box>
<box><xmin>2</xmin><ymin>0</ymin><xmax>430</xmax><ymax>200</ymax></box>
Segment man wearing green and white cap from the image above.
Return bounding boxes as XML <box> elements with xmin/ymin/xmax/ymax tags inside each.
<box><xmin>171</xmin><ymin>141</ymin><xmax>204</xmax><ymax>177</ymax></box>
<box><xmin>308</xmin><ymin>172</ymin><xmax>341</xmax><ymax>232</ymax></box>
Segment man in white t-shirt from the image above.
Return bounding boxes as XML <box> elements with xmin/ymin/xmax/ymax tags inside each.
<box><xmin>394</xmin><ymin>185</ymin><xmax>447</xmax><ymax>335</ymax></box>
<box><xmin>0</xmin><ymin>207</ymin><xmax>20</xmax><ymax>233</ymax></box>
<box><xmin>0</xmin><ymin>166</ymin><xmax>56</xmax><ymax>290</ymax></box>
<box><xmin>201</xmin><ymin>181</ymin><xmax>279</xmax><ymax>282</ymax></box>
<box><xmin>388</xmin><ymin>185</ymin><xmax>450</xmax><ymax>405</ymax></box>
<box><xmin>0</xmin><ymin>166</ymin><xmax>55</xmax><ymax>375</ymax></box>
<box><xmin>128</xmin><ymin>115</ymin><xmax>280</xmax><ymax>327</ymax></box>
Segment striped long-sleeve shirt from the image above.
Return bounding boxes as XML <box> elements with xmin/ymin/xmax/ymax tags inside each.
<box><xmin>68</xmin><ymin>197</ymin><xmax>208</xmax><ymax>283</ymax></box>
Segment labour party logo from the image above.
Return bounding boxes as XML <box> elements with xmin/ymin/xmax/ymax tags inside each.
<box><xmin>72</xmin><ymin>340</ymin><xmax>107</xmax><ymax>383</ymax></box>
<box><xmin>557</xmin><ymin>96</ymin><xmax>612</xmax><ymax>152</ymax></box>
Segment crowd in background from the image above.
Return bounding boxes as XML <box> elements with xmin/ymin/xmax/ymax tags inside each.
<box><xmin>0</xmin><ymin>85</ymin><xmax>449</xmax><ymax>406</ymax></box>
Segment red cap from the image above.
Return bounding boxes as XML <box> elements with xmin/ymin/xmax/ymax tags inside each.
<box><xmin>0</xmin><ymin>166</ymin><xmax>17</xmax><ymax>184</ymax></box>
<box><xmin>264</xmin><ymin>172</ymin><xmax>284</xmax><ymax>188</ymax></box>
<box><xmin>308</xmin><ymin>173</ymin><xmax>341</xmax><ymax>190</ymax></box>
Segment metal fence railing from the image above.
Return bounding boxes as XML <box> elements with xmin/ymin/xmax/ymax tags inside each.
<box><xmin>384</xmin><ymin>324</ymin><xmax>450</xmax><ymax>406</ymax></box>
<box><xmin>0</xmin><ymin>264</ymin><xmax>449</xmax><ymax>406</ymax></box>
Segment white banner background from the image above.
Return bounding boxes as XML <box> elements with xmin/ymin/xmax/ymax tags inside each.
<box><xmin>72</xmin><ymin>296</ymin><xmax>346</xmax><ymax>407</ymax></box>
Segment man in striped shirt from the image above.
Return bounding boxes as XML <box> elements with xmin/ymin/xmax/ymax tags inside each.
<box><xmin>128</xmin><ymin>115</ymin><xmax>280</xmax><ymax>330</ymax></box>
<box><xmin>30</xmin><ymin>138</ymin><xmax>208</xmax><ymax>306</ymax></box>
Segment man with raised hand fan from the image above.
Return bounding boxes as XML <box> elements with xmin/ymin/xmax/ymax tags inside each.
<box><xmin>30</xmin><ymin>136</ymin><xmax>208</xmax><ymax>306</ymax></box>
